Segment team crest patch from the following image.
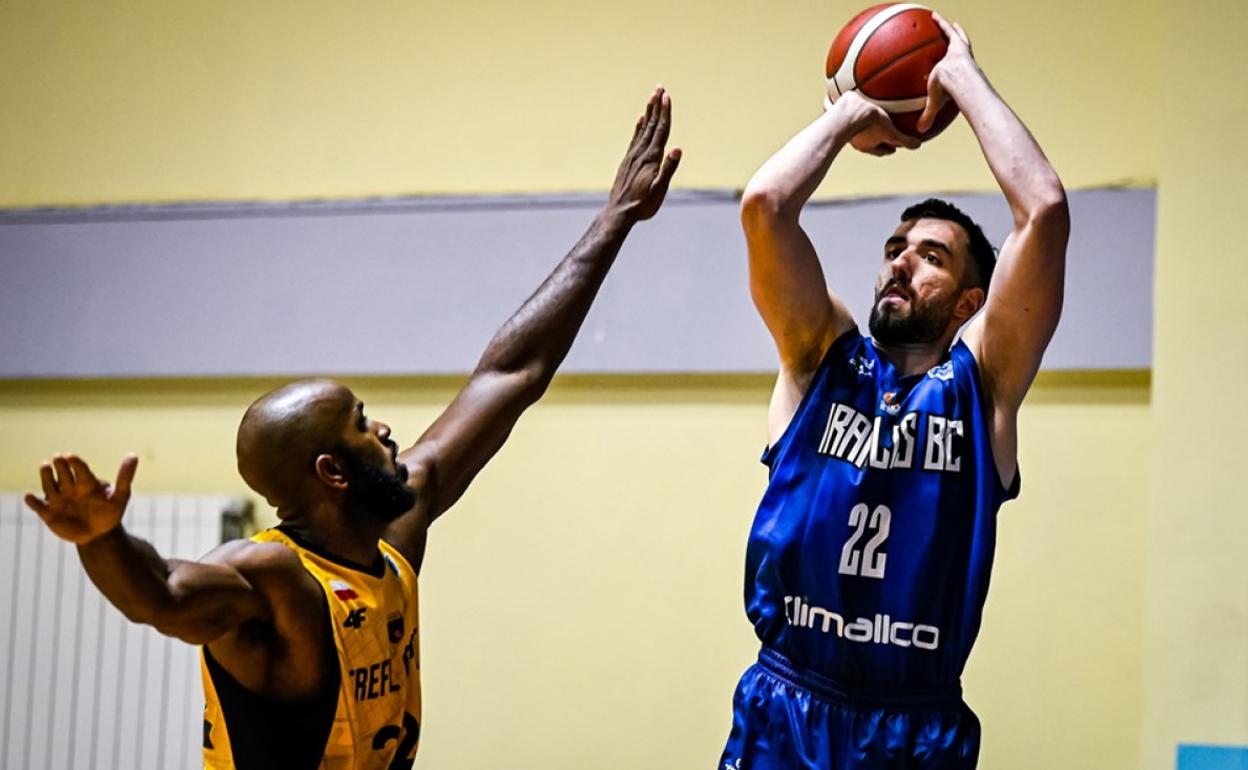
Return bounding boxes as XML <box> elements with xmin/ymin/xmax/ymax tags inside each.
<box><xmin>388</xmin><ymin>612</ymin><xmax>405</xmax><ymax>644</ymax></box>
<box><xmin>330</xmin><ymin>580</ymin><xmax>358</xmax><ymax>600</ymax></box>
<box><xmin>927</xmin><ymin>361</ymin><xmax>954</xmax><ymax>381</ymax></box>
<box><xmin>849</xmin><ymin>354</ymin><xmax>875</xmax><ymax>379</ymax></box>
<box><xmin>880</xmin><ymin>391</ymin><xmax>902</xmax><ymax>415</ymax></box>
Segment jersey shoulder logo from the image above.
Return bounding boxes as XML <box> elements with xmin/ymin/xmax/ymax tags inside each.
<box><xmin>926</xmin><ymin>360</ymin><xmax>954</xmax><ymax>381</ymax></box>
<box><xmin>330</xmin><ymin>580</ymin><xmax>359</xmax><ymax>600</ymax></box>
<box><xmin>849</xmin><ymin>353</ymin><xmax>875</xmax><ymax>379</ymax></box>
<box><xmin>344</xmin><ymin>607</ymin><xmax>368</xmax><ymax>629</ymax></box>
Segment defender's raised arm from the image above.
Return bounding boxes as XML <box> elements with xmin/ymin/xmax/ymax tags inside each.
<box><xmin>386</xmin><ymin>88</ymin><xmax>682</xmax><ymax>567</ymax></box>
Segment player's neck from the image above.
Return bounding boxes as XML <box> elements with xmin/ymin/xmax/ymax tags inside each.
<box><xmin>279</xmin><ymin>506</ymin><xmax>386</xmax><ymax>567</ymax></box>
<box><xmin>872</xmin><ymin>339</ymin><xmax>950</xmax><ymax>378</ymax></box>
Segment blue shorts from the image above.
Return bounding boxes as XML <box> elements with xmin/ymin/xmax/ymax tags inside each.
<box><xmin>718</xmin><ymin>649</ymin><xmax>980</xmax><ymax>770</ymax></box>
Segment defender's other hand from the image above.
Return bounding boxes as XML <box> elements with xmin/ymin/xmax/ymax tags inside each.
<box><xmin>834</xmin><ymin>91</ymin><xmax>920</xmax><ymax>156</ymax></box>
<box><xmin>608</xmin><ymin>86</ymin><xmax>682</xmax><ymax>222</ymax></box>
<box><xmin>916</xmin><ymin>13</ymin><xmax>979</xmax><ymax>135</ymax></box>
<box><xmin>25</xmin><ymin>454</ymin><xmax>138</xmax><ymax>545</ymax></box>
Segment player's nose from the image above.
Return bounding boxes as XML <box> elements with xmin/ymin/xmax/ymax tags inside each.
<box><xmin>888</xmin><ymin>252</ymin><xmax>911</xmax><ymax>280</ymax></box>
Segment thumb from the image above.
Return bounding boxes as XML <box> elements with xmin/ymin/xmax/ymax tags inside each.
<box><xmin>654</xmin><ymin>147</ymin><xmax>682</xmax><ymax>192</ymax></box>
<box><xmin>916</xmin><ymin>77</ymin><xmax>946</xmax><ymax>135</ymax></box>
<box><xmin>113</xmin><ymin>454</ymin><xmax>139</xmax><ymax>507</ymax></box>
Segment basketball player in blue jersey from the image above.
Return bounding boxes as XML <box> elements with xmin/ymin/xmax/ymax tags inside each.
<box><xmin>720</xmin><ymin>15</ymin><xmax>1068</xmax><ymax>770</ymax></box>
<box><xmin>23</xmin><ymin>88</ymin><xmax>681</xmax><ymax>770</ymax></box>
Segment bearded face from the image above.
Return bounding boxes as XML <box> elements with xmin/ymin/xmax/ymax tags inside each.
<box><xmin>338</xmin><ymin>445</ymin><xmax>416</xmax><ymax>523</ymax></box>
<box><xmin>867</xmin><ymin>277</ymin><xmax>961</xmax><ymax>345</ymax></box>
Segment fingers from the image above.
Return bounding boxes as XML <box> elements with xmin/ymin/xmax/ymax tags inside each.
<box><xmin>931</xmin><ymin>12</ymin><xmax>971</xmax><ymax>48</ymax></box>
<box><xmin>52</xmin><ymin>455</ymin><xmax>76</xmax><ymax>490</ymax></box>
<box><xmin>113</xmin><ymin>454</ymin><xmax>139</xmax><ymax>505</ymax></box>
<box><xmin>952</xmin><ymin>22</ymin><xmax>971</xmax><ymax>47</ymax></box>
<box><xmin>629</xmin><ymin>112</ymin><xmax>645</xmax><ymax>147</ymax></box>
<box><xmin>930</xmin><ymin>11</ymin><xmax>956</xmax><ymax>40</ymax></box>
<box><xmin>67</xmin><ymin>455</ymin><xmax>99</xmax><ymax>490</ymax></box>
<box><xmin>23</xmin><ymin>493</ymin><xmax>51</xmax><ymax>520</ymax></box>
<box><xmin>39</xmin><ymin>463</ymin><xmax>59</xmax><ymax>501</ymax></box>
<box><xmin>638</xmin><ymin>85</ymin><xmax>668</xmax><ymax>150</ymax></box>
<box><xmin>649</xmin><ymin>89</ymin><xmax>672</xmax><ymax>153</ymax></box>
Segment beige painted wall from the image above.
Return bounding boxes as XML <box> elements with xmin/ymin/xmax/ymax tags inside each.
<box><xmin>1140</xmin><ymin>1</ymin><xmax>1248</xmax><ymax>766</ymax></box>
<box><xmin>1</xmin><ymin>0</ymin><xmax>1156</xmax><ymax>205</ymax></box>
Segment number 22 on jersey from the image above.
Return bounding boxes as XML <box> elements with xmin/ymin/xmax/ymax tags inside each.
<box><xmin>837</xmin><ymin>503</ymin><xmax>891</xmax><ymax>579</ymax></box>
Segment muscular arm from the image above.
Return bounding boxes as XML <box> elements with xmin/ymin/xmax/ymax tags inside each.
<box><xmin>77</xmin><ymin>527</ymin><xmax>269</xmax><ymax>644</ymax></box>
<box><xmin>27</xmin><ymin>455</ymin><xmax>325</xmax><ymax>697</ymax></box>
<box><xmin>919</xmin><ymin>16</ymin><xmax>1070</xmax><ymax>480</ymax></box>
<box><xmin>741</xmin><ymin>92</ymin><xmax>917</xmax><ymax>442</ymax></box>
<box><xmin>386</xmin><ymin>88</ymin><xmax>682</xmax><ymax>558</ymax></box>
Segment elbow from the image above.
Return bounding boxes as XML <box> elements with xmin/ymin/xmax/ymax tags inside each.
<box><xmin>513</xmin><ymin>365</ymin><xmax>551</xmax><ymax>405</ymax></box>
<box><xmin>1025</xmin><ymin>185</ymin><xmax>1070</xmax><ymax>240</ymax></box>
<box><xmin>740</xmin><ymin>185</ymin><xmax>795</xmax><ymax>231</ymax></box>
<box><xmin>477</xmin><ymin>364</ymin><xmax>550</xmax><ymax>406</ymax></box>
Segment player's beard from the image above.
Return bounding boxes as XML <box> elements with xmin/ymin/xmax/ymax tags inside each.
<box><xmin>339</xmin><ymin>446</ymin><xmax>416</xmax><ymax>523</ymax></box>
<box><xmin>868</xmin><ymin>283</ymin><xmax>958</xmax><ymax>346</ymax></box>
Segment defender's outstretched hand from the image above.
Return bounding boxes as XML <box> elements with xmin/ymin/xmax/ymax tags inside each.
<box><xmin>916</xmin><ymin>13</ymin><xmax>979</xmax><ymax>135</ymax></box>
<box><xmin>25</xmin><ymin>454</ymin><xmax>138</xmax><ymax>545</ymax></box>
<box><xmin>608</xmin><ymin>86</ymin><xmax>682</xmax><ymax>222</ymax></box>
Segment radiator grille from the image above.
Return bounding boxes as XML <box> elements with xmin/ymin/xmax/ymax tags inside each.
<box><xmin>0</xmin><ymin>494</ymin><xmax>251</xmax><ymax>770</ymax></box>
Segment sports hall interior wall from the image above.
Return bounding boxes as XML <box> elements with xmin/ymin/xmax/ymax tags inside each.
<box><xmin>2</xmin><ymin>1</ymin><xmax>1243</xmax><ymax>769</ymax></box>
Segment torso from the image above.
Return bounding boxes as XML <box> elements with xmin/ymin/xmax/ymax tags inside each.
<box><xmin>746</xmin><ymin>329</ymin><xmax>1018</xmax><ymax>690</ymax></box>
<box><xmin>203</xmin><ymin>529</ymin><xmax>422</xmax><ymax>770</ymax></box>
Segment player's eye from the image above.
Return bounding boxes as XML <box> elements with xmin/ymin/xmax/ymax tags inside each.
<box><xmin>924</xmin><ymin>253</ymin><xmax>941</xmax><ymax>266</ymax></box>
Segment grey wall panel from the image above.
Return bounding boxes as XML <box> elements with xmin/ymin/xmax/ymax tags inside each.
<box><xmin>0</xmin><ymin>188</ymin><xmax>1153</xmax><ymax>378</ymax></box>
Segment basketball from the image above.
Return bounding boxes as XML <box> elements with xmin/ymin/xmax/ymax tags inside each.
<box><xmin>826</xmin><ymin>3</ymin><xmax>959</xmax><ymax>140</ymax></box>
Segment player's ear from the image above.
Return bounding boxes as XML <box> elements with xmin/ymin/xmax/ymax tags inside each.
<box><xmin>314</xmin><ymin>453</ymin><xmax>349</xmax><ymax>491</ymax></box>
<box><xmin>955</xmin><ymin>286</ymin><xmax>986</xmax><ymax>322</ymax></box>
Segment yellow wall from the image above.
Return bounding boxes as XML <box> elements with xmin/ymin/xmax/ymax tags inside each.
<box><xmin>0</xmin><ymin>375</ymin><xmax>1149</xmax><ymax>769</ymax></box>
<box><xmin>1141</xmin><ymin>1</ymin><xmax>1248</xmax><ymax>766</ymax></box>
<box><xmin>1</xmin><ymin>0</ymin><xmax>1157</xmax><ymax>206</ymax></box>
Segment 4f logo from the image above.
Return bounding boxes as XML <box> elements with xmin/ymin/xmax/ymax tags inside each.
<box><xmin>344</xmin><ymin>608</ymin><xmax>368</xmax><ymax>629</ymax></box>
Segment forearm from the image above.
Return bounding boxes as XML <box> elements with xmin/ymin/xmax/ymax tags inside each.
<box><xmin>943</xmin><ymin>64</ymin><xmax>1067</xmax><ymax>223</ymax></box>
<box><xmin>742</xmin><ymin>105</ymin><xmax>861</xmax><ymax>219</ymax></box>
<box><xmin>77</xmin><ymin>526</ymin><xmax>177</xmax><ymax>625</ymax></box>
<box><xmin>475</xmin><ymin>207</ymin><xmax>632</xmax><ymax>383</ymax></box>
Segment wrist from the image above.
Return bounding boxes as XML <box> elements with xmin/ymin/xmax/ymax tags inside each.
<box><xmin>78</xmin><ymin>522</ymin><xmax>126</xmax><ymax>552</ymax></box>
<box><xmin>936</xmin><ymin>58</ymin><xmax>987</xmax><ymax>99</ymax></box>
<box><xmin>827</xmin><ymin>92</ymin><xmax>876</xmax><ymax>136</ymax></box>
<box><xmin>596</xmin><ymin>201</ymin><xmax>638</xmax><ymax>233</ymax></box>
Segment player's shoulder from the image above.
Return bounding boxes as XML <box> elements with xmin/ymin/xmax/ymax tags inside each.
<box><xmin>202</xmin><ymin>537</ymin><xmax>311</xmax><ymax>585</ymax></box>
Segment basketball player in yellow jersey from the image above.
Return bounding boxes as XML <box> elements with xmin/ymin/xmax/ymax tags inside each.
<box><xmin>22</xmin><ymin>88</ymin><xmax>681</xmax><ymax>770</ymax></box>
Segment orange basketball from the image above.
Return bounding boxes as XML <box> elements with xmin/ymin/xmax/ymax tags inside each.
<box><xmin>825</xmin><ymin>3</ymin><xmax>959</xmax><ymax>140</ymax></box>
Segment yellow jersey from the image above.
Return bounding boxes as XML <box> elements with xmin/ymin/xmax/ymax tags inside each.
<box><xmin>202</xmin><ymin>528</ymin><xmax>421</xmax><ymax>770</ymax></box>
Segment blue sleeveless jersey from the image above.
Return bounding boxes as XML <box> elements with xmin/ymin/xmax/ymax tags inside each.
<box><xmin>745</xmin><ymin>329</ymin><xmax>1018</xmax><ymax>691</ymax></box>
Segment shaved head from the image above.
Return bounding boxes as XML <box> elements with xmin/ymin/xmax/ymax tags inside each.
<box><xmin>236</xmin><ymin>379</ymin><xmax>355</xmax><ymax>511</ymax></box>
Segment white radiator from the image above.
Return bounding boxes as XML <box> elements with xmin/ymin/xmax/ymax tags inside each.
<box><xmin>0</xmin><ymin>494</ymin><xmax>251</xmax><ymax>770</ymax></box>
